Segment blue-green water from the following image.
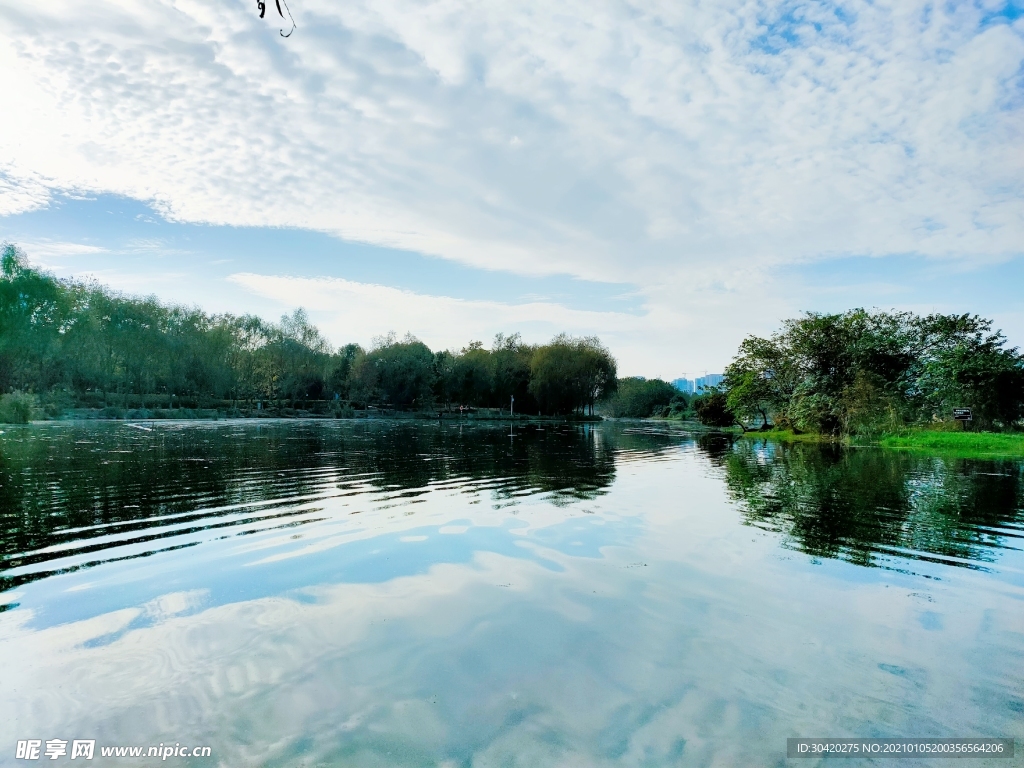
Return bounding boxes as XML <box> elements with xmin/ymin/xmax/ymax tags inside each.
<box><xmin>1</xmin><ymin>421</ymin><xmax>1022</xmax><ymax>766</ymax></box>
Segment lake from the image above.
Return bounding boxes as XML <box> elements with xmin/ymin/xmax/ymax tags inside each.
<box><xmin>1</xmin><ymin>420</ymin><xmax>1022</xmax><ymax>766</ymax></box>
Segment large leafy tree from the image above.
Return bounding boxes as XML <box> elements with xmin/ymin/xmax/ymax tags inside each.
<box><xmin>0</xmin><ymin>244</ymin><xmax>80</xmax><ymax>393</ymax></box>
<box><xmin>359</xmin><ymin>334</ymin><xmax>437</xmax><ymax>407</ymax></box>
<box><xmin>453</xmin><ymin>341</ymin><xmax>493</xmax><ymax>406</ymax></box>
<box><xmin>529</xmin><ymin>335</ymin><xmax>616</xmax><ymax>415</ymax></box>
<box><xmin>490</xmin><ymin>333</ymin><xmax>534</xmax><ymax>412</ymax></box>
<box><xmin>914</xmin><ymin>314</ymin><xmax>1024</xmax><ymax>427</ymax></box>
<box><xmin>724</xmin><ymin>335</ymin><xmax>797</xmax><ymax>428</ymax></box>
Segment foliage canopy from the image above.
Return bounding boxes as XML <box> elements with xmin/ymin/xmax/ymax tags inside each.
<box><xmin>602</xmin><ymin>377</ymin><xmax>683</xmax><ymax>418</ymax></box>
<box><xmin>0</xmin><ymin>245</ymin><xmax>617</xmax><ymax>417</ymax></box>
<box><xmin>723</xmin><ymin>310</ymin><xmax>1024</xmax><ymax>435</ymax></box>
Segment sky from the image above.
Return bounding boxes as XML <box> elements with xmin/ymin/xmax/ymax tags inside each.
<box><xmin>1</xmin><ymin>0</ymin><xmax>1022</xmax><ymax>378</ymax></box>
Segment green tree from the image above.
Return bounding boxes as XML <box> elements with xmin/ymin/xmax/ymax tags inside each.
<box><xmin>723</xmin><ymin>336</ymin><xmax>796</xmax><ymax>428</ymax></box>
<box><xmin>693</xmin><ymin>389</ymin><xmax>736</xmax><ymax>427</ymax></box>
<box><xmin>0</xmin><ymin>391</ymin><xmax>36</xmax><ymax>423</ymax></box>
<box><xmin>490</xmin><ymin>333</ymin><xmax>534</xmax><ymax>412</ymax></box>
<box><xmin>0</xmin><ymin>244</ymin><xmax>78</xmax><ymax>393</ymax></box>
<box><xmin>453</xmin><ymin>341</ymin><xmax>493</xmax><ymax>406</ymax></box>
<box><xmin>271</xmin><ymin>309</ymin><xmax>333</xmax><ymax>404</ymax></box>
<box><xmin>326</xmin><ymin>343</ymin><xmax>364</xmax><ymax>400</ymax></box>
<box><xmin>432</xmin><ymin>350</ymin><xmax>457</xmax><ymax>410</ymax></box>
<box><xmin>914</xmin><ymin>314</ymin><xmax>1024</xmax><ymax>428</ymax></box>
<box><xmin>529</xmin><ymin>335</ymin><xmax>616</xmax><ymax>415</ymax></box>
<box><xmin>603</xmin><ymin>377</ymin><xmax>677</xmax><ymax>417</ymax></box>
<box><xmin>360</xmin><ymin>334</ymin><xmax>436</xmax><ymax>407</ymax></box>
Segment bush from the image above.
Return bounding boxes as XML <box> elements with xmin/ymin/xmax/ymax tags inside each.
<box><xmin>0</xmin><ymin>391</ymin><xmax>36</xmax><ymax>423</ymax></box>
<box><xmin>693</xmin><ymin>391</ymin><xmax>735</xmax><ymax>427</ymax></box>
<box><xmin>41</xmin><ymin>389</ymin><xmax>75</xmax><ymax>419</ymax></box>
<box><xmin>789</xmin><ymin>391</ymin><xmax>843</xmax><ymax>435</ymax></box>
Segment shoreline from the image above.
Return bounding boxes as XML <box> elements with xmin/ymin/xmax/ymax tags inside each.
<box><xmin>6</xmin><ymin>417</ymin><xmax>1021</xmax><ymax>458</ymax></box>
<box><xmin>3</xmin><ymin>412</ymin><xmax>606</xmax><ymax>426</ymax></box>
<box><xmin>737</xmin><ymin>427</ymin><xmax>1024</xmax><ymax>458</ymax></box>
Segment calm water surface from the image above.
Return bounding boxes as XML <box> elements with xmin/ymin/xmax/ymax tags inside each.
<box><xmin>1</xmin><ymin>421</ymin><xmax>1022</xmax><ymax>766</ymax></box>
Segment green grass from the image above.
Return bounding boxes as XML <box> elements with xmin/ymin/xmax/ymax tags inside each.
<box><xmin>738</xmin><ymin>426</ymin><xmax>1024</xmax><ymax>458</ymax></box>
<box><xmin>877</xmin><ymin>429</ymin><xmax>1024</xmax><ymax>458</ymax></box>
<box><xmin>736</xmin><ymin>429</ymin><xmax>836</xmax><ymax>444</ymax></box>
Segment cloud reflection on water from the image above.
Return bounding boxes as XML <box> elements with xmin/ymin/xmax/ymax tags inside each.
<box><xmin>0</xmin><ymin>422</ymin><xmax>1022</xmax><ymax>765</ymax></box>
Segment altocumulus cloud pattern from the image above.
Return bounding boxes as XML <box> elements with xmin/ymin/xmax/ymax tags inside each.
<box><xmin>0</xmin><ymin>0</ymin><xmax>1022</xmax><ymax>370</ymax></box>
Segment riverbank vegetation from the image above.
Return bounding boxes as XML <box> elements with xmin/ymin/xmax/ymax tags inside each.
<box><xmin>707</xmin><ymin>310</ymin><xmax>1024</xmax><ymax>457</ymax></box>
<box><xmin>6</xmin><ymin>240</ymin><xmax>1024</xmax><ymax>456</ymax></box>
<box><xmin>0</xmin><ymin>245</ymin><xmax>616</xmax><ymax>420</ymax></box>
<box><xmin>716</xmin><ymin>310</ymin><xmax>1024</xmax><ymax>438</ymax></box>
<box><xmin>738</xmin><ymin>424</ymin><xmax>1024</xmax><ymax>455</ymax></box>
<box><xmin>875</xmin><ymin>429</ymin><xmax>1024</xmax><ymax>458</ymax></box>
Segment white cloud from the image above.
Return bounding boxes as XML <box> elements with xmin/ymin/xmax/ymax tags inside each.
<box><xmin>228</xmin><ymin>269</ymin><xmax>794</xmax><ymax>378</ymax></box>
<box><xmin>1</xmin><ymin>0</ymin><xmax>1022</xmax><ymax>369</ymax></box>
<box><xmin>0</xmin><ymin>167</ymin><xmax>51</xmax><ymax>217</ymax></box>
<box><xmin>2</xmin><ymin>0</ymin><xmax>1022</xmax><ymax>275</ymax></box>
<box><xmin>17</xmin><ymin>240</ymin><xmax>107</xmax><ymax>259</ymax></box>
<box><xmin>229</xmin><ymin>270</ymin><xmax>641</xmax><ymax>354</ymax></box>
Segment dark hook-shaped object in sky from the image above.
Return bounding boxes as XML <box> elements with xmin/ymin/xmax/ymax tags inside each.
<box><xmin>276</xmin><ymin>0</ymin><xmax>296</xmax><ymax>37</ymax></box>
<box><xmin>256</xmin><ymin>0</ymin><xmax>294</xmax><ymax>37</ymax></box>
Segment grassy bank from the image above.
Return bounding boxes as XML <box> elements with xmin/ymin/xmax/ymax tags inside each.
<box><xmin>877</xmin><ymin>430</ymin><xmax>1024</xmax><ymax>458</ymax></box>
<box><xmin>736</xmin><ymin>428</ymin><xmax>837</xmax><ymax>444</ymax></box>
<box><xmin>737</xmin><ymin>425</ymin><xmax>1024</xmax><ymax>458</ymax></box>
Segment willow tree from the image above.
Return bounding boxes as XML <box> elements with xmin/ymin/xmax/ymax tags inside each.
<box><xmin>529</xmin><ymin>335</ymin><xmax>616</xmax><ymax>415</ymax></box>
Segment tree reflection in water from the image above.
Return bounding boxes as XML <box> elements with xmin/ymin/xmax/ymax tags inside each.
<box><xmin>0</xmin><ymin>421</ymin><xmax>619</xmax><ymax>592</ymax></box>
<box><xmin>701</xmin><ymin>434</ymin><xmax>1024</xmax><ymax>570</ymax></box>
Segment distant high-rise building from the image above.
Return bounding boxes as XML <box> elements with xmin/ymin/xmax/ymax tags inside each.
<box><xmin>670</xmin><ymin>377</ymin><xmax>693</xmax><ymax>394</ymax></box>
<box><xmin>671</xmin><ymin>374</ymin><xmax>724</xmax><ymax>394</ymax></box>
<box><xmin>698</xmin><ymin>373</ymin><xmax>724</xmax><ymax>391</ymax></box>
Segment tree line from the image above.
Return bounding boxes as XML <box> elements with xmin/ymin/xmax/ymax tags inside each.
<box><xmin>0</xmin><ymin>245</ymin><xmax>617</xmax><ymax>418</ymax></box>
<box><xmin>11</xmin><ymin>243</ymin><xmax>1016</xmax><ymax>433</ymax></box>
<box><xmin>718</xmin><ymin>310</ymin><xmax>1024</xmax><ymax>435</ymax></box>
<box><xmin>600</xmin><ymin>376</ymin><xmax>689</xmax><ymax>418</ymax></box>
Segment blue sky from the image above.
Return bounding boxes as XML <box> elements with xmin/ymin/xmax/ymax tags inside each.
<box><xmin>2</xmin><ymin>194</ymin><xmax>643</xmax><ymax>316</ymax></box>
<box><xmin>1</xmin><ymin>0</ymin><xmax>1022</xmax><ymax>375</ymax></box>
